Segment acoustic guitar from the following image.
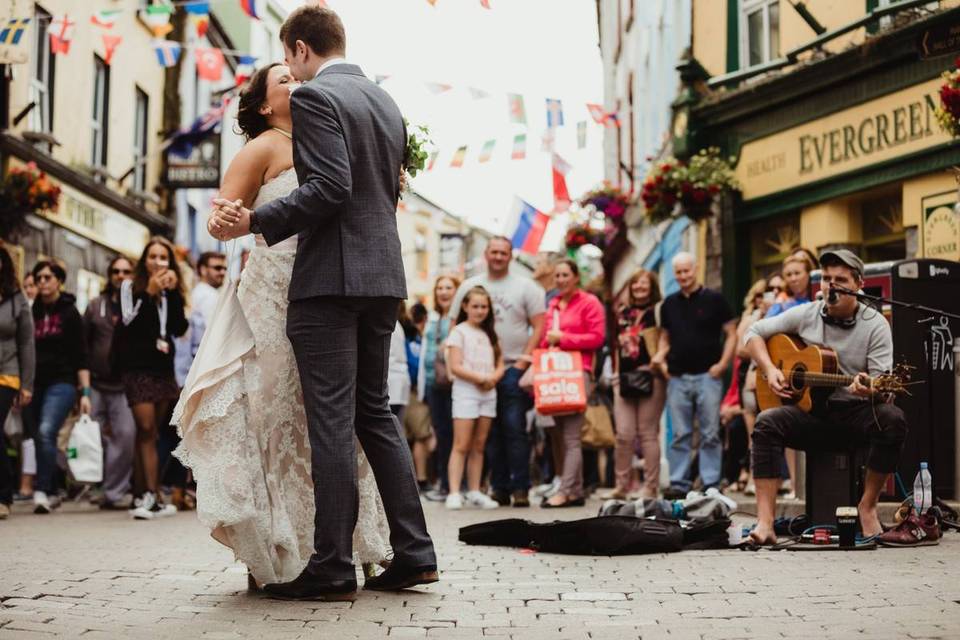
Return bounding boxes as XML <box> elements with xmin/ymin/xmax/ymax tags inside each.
<box><xmin>756</xmin><ymin>334</ymin><xmax>910</xmax><ymax>412</ymax></box>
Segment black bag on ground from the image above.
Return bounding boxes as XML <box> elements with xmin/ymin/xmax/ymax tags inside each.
<box><xmin>458</xmin><ymin>516</ymin><xmax>684</xmax><ymax>555</ymax></box>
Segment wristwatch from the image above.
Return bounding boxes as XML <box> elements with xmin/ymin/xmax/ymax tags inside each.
<box><xmin>249</xmin><ymin>211</ymin><xmax>261</xmax><ymax>235</ymax></box>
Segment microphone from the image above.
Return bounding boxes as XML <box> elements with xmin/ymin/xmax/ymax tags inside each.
<box><xmin>827</xmin><ymin>284</ymin><xmax>839</xmax><ymax>305</ymax></box>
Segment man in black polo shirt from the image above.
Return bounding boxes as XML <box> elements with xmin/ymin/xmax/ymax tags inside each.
<box><xmin>651</xmin><ymin>252</ymin><xmax>737</xmax><ymax>497</ymax></box>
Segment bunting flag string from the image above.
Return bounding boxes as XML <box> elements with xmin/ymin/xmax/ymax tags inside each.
<box><xmin>143</xmin><ymin>5</ymin><xmax>174</xmax><ymax>38</ymax></box>
<box><xmin>101</xmin><ymin>33</ymin><xmax>122</xmax><ymax>65</ymax></box>
<box><xmin>545</xmin><ymin>98</ymin><xmax>564</xmax><ymax>128</ymax></box>
<box><xmin>90</xmin><ymin>10</ymin><xmax>120</xmax><ymax>29</ymax></box>
<box><xmin>239</xmin><ymin>0</ymin><xmax>260</xmax><ymax>20</ymax></box>
<box><xmin>195</xmin><ymin>46</ymin><xmax>225</xmax><ymax>81</ymax></box>
<box><xmin>49</xmin><ymin>15</ymin><xmax>75</xmax><ymax>55</ymax></box>
<box><xmin>234</xmin><ymin>55</ymin><xmax>258</xmax><ymax>86</ymax></box>
<box><xmin>507</xmin><ymin>93</ymin><xmax>527</xmax><ymax>125</ymax></box>
<box><xmin>511</xmin><ymin>133</ymin><xmax>527</xmax><ymax>160</ymax></box>
<box><xmin>478</xmin><ymin>139</ymin><xmax>496</xmax><ymax>163</ymax></box>
<box><xmin>427</xmin><ymin>151</ymin><xmax>439</xmax><ymax>171</ymax></box>
<box><xmin>153</xmin><ymin>39</ymin><xmax>182</xmax><ymax>68</ymax></box>
<box><xmin>551</xmin><ymin>153</ymin><xmax>572</xmax><ymax>212</ymax></box>
<box><xmin>0</xmin><ymin>18</ymin><xmax>31</xmax><ymax>45</ymax></box>
<box><xmin>586</xmin><ymin>103</ymin><xmax>621</xmax><ymax>128</ymax></box>
<box><xmin>450</xmin><ymin>145</ymin><xmax>467</xmax><ymax>168</ymax></box>
<box><xmin>185</xmin><ymin>2</ymin><xmax>210</xmax><ymax>38</ymax></box>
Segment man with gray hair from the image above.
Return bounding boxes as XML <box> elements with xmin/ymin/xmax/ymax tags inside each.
<box><xmin>651</xmin><ymin>252</ymin><xmax>737</xmax><ymax>498</ymax></box>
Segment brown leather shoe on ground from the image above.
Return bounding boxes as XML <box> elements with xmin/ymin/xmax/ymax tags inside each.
<box><xmin>878</xmin><ymin>510</ymin><xmax>941</xmax><ymax>547</ymax></box>
<box><xmin>511</xmin><ymin>490</ymin><xmax>530</xmax><ymax>507</ymax></box>
<box><xmin>363</xmin><ymin>561</ymin><xmax>439</xmax><ymax>591</ymax></box>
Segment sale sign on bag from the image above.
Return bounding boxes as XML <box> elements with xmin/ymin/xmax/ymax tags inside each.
<box><xmin>531</xmin><ymin>348</ymin><xmax>587</xmax><ymax>416</ymax></box>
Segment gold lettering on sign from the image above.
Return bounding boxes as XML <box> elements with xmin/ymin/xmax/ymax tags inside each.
<box><xmin>735</xmin><ymin>79</ymin><xmax>951</xmax><ymax>201</ymax></box>
<box><xmin>922</xmin><ymin>191</ymin><xmax>960</xmax><ymax>262</ymax></box>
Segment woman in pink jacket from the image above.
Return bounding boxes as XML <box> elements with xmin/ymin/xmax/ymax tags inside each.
<box><xmin>539</xmin><ymin>259</ymin><xmax>606</xmax><ymax>508</ymax></box>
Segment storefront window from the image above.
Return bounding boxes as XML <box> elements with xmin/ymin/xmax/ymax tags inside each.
<box><xmin>742</xmin><ymin>0</ymin><xmax>779</xmax><ymax>68</ymax></box>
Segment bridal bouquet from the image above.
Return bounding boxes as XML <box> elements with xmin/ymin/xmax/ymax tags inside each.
<box><xmin>403</xmin><ymin>119</ymin><xmax>432</xmax><ymax>180</ymax></box>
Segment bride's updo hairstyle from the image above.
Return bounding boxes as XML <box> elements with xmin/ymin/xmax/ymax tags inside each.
<box><xmin>235</xmin><ymin>63</ymin><xmax>281</xmax><ymax>141</ymax></box>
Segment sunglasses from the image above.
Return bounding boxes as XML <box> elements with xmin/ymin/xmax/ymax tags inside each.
<box><xmin>766</xmin><ymin>285</ymin><xmax>782</xmax><ymax>293</ymax></box>
<box><xmin>209</xmin><ymin>265</ymin><xmax>227</xmax><ymax>272</ymax></box>
<box><xmin>36</xmin><ymin>274</ymin><xmax>57</xmax><ymax>282</ymax></box>
<box><xmin>111</xmin><ymin>268</ymin><xmax>132</xmax><ymax>275</ymax></box>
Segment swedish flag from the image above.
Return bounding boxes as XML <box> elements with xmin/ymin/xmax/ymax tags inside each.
<box><xmin>0</xmin><ymin>18</ymin><xmax>30</xmax><ymax>46</ymax></box>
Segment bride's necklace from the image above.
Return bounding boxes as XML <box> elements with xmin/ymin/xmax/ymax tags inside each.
<box><xmin>272</xmin><ymin>127</ymin><xmax>292</xmax><ymax>139</ymax></box>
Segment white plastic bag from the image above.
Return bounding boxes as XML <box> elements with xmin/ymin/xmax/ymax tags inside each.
<box><xmin>3</xmin><ymin>407</ymin><xmax>22</xmax><ymax>438</ymax></box>
<box><xmin>66</xmin><ymin>415</ymin><xmax>103</xmax><ymax>483</ymax></box>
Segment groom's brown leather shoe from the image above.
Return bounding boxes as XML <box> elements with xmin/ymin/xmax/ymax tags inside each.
<box><xmin>363</xmin><ymin>561</ymin><xmax>439</xmax><ymax>591</ymax></box>
<box><xmin>263</xmin><ymin>569</ymin><xmax>357</xmax><ymax>601</ymax></box>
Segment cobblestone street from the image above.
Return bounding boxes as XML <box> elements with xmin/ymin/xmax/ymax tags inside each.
<box><xmin>1</xmin><ymin>498</ymin><xmax>958</xmax><ymax>639</ymax></box>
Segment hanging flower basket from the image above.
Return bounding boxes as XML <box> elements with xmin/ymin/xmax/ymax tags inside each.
<box><xmin>565</xmin><ymin>221</ymin><xmax>605</xmax><ymax>251</ymax></box>
<box><xmin>640</xmin><ymin>148</ymin><xmax>738</xmax><ymax>224</ymax></box>
<box><xmin>0</xmin><ymin>162</ymin><xmax>61</xmax><ymax>240</ymax></box>
<box><xmin>578</xmin><ymin>183</ymin><xmax>632</xmax><ymax>221</ymax></box>
<box><xmin>936</xmin><ymin>57</ymin><xmax>960</xmax><ymax>138</ymax></box>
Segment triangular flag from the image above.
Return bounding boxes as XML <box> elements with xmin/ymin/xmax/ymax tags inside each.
<box><xmin>184</xmin><ymin>1</ymin><xmax>211</xmax><ymax>14</ymax></box>
<box><xmin>195</xmin><ymin>46</ymin><xmax>225</xmax><ymax>81</ymax></box>
<box><xmin>507</xmin><ymin>93</ymin><xmax>526</xmax><ymax>124</ymax></box>
<box><xmin>511</xmin><ymin>134</ymin><xmax>526</xmax><ymax>160</ymax></box>
<box><xmin>587</xmin><ymin>103</ymin><xmax>620</xmax><ymax>127</ymax></box>
<box><xmin>235</xmin><ymin>55</ymin><xmax>258</xmax><ymax>86</ymax></box>
<box><xmin>545</xmin><ymin>98</ymin><xmax>564</xmax><ymax>128</ymax></box>
<box><xmin>191</xmin><ymin>14</ymin><xmax>210</xmax><ymax>38</ymax></box>
<box><xmin>480</xmin><ymin>0</ymin><xmax>491</xmax><ymax>8</ymax></box>
<box><xmin>426</xmin><ymin>82</ymin><xmax>452</xmax><ymax>94</ymax></box>
<box><xmin>450</xmin><ymin>146</ymin><xmax>467</xmax><ymax>168</ymax></box>
<box><xmin>427</xmin><ymin>151</ymin><xmax>439</xmax><ymax>171</ymax></box>
<box><xmin>0</xmin><ymin>18</ymin><xmax>30</xmax><ymax>46</ymax></box>
<box><xmin>142</xmin><ymin>5</ymin><xmax>174</xmax><ymax>38</ymax></box>
<box><xmin>478</xmin><ymin>140</ymin><xmax>496</xmax><ymax>163</ymax></box>
<box><xmin>101</xmin><ymin>34</ymin><xmax>122</xmax><ymax>65</ymax></box>
<box><xmin>552</xmin><ymin>153</ymin><xmax>572</xmax><ymax>212</ymax></box>
<box><xmin>541</xmin><ymin>129</ymin><xmax>555</xmax><ymax>152</ymax></box>
<box><xmin>90</xmin><ymin>10</ymin><xmax>121</xmax><ymax>29</ymax></box>
<box><xmin>186</xmin><ymin>3</ymin><xmax>211</xmax><ymax>39</ymax></box>
<box><xmin>240</xmin><ymin>0</ymin><xmax>260</xmax><ymax>19</ymax></box>
<box><xmin>153</xmin><ymin>39</ymin><xmax>182</xmax><ymax>68</ymax></box>
<box><xmin>49</xmin><ymin>15</ymin><xmax>76</xmax><ymax>55</ymax></box>
<box><xmin>577</xmin><ymin>121</ymin><xmax>587</xmax><ymax>149</ymax></box>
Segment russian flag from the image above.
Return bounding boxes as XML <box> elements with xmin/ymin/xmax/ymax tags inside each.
<box><xmin>509</xmin><ymin>198</ymin><xmax>550</xmax><ymax>254</ymax></box>
<box><xmin>240</xmin><ymin>0</ymin><xmax>259</xmax><ymax>19</ymax></box>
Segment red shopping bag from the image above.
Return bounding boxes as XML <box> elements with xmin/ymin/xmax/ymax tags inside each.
<box><xmin>531</xmin><ymin>348</ymin><xmax>587</xmax><ymax>416</ymax></box>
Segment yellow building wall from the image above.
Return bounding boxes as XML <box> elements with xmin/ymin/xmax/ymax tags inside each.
<box><xmin>7</xmin><ymin>0</ymin><xmax>166</xmax><ymax>204</ymax></box>
<box><xmin>903</xmin><ymin>171</ymin><xmax>956</xmax><ymax>231</ymax></box>
<box><xmin>693</xmin><ymin>0</ymin><xmax>727</xmax><ymax>78</ymax></box>
<box><xmin>800</xmin><ymin>198</ymin><xmax>861</xmax><ymax>254</ymax></box>
<box><xmin>780</xmin><ymin>0</ymin><xmax>865</xmax><ymax>56</ymax></box>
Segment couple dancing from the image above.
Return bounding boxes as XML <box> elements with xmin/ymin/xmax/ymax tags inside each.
<box><xmin>173</xmin><ymin>6</ymin><xmax>437</xmax><ymax>600</ymax></box>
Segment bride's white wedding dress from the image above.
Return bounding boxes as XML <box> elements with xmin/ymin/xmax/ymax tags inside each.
<box><xmin>172</xmin><ymin>168</ymin><xmax>390</xmax><ymax>585</ymax></box>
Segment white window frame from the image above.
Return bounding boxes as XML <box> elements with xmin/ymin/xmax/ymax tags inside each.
<box><xmin>91</xmin><ymin>56</ymin><xmax>109</xmax><ymax>174</ymax></box>
<box><xmin>28</xmin><ymin>7</ymin><xmax>53</xmax><ymax>134</ymax></box>
<box><xmin>740</xmin><ymin>0</ymin><xmax>779</xmax><ymax>69</ymax></box>
<box><xmin>133</xmin><ymin>88</ymin><xmax>149</xmax><ymax>192</ymax></box>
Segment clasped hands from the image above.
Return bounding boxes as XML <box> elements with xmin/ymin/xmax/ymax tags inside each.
<box><xmin>208</xmin><ymin>198</ymin><xmax>253</xmax><ymax>241</ymax></box>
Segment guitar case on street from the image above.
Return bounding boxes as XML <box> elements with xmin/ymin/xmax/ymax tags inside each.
<box><xmin>458</xmin><ymin>516</ymin><xmax>730</xmax><ymax>555</ymax></box>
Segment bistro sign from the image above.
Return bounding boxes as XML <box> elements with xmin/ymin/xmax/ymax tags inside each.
<box><xmin>164</xmin><ymin>132</ymin><xmax>221</xmax><ymax>189</ymax></box>
<box><xmin>736</xmin><ymin>78</ymin><xmax>952</xmax><ymax>201</ymax></box>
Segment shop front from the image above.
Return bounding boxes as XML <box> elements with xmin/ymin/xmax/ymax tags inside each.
<box><xmin>1</xmin><ymin>133</ymin><xmax>171</xmax><ymax>312</ymax></box>
<box><xmin>690</xmin><ymin>7</ymin><xmax>960</xmax><ymax>301</ymax></box>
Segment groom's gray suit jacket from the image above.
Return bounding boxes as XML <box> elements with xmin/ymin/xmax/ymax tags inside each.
<box><xmin>256</xmin><ymin>63</ymin><xmax>408</xmax><ymax>301</ymax></box>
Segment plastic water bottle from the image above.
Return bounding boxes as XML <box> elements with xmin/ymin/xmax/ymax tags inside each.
<box><xmin>913</xmin><ymin>462</ymin><xmax>933</xmax><ymax>514</ymax></box>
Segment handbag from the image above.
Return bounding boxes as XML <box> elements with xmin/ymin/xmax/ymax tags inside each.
<box><xmin>432</xmin><ymin>319</ymin><xmax>452</xmax><ymax>391</ymax></box>
<box><xmin>619</xmin><ymin>368</ymin><xmax>654</xmax><ymax>398</ymax></box>
<box><xmin>581</xmin><ymin>397</ymin><xmax>615</xmax><ymax>449</ymax></box>
<box><xmin>531</xmin><ymin>348</ymin><xmax>588</xmax><ymax>416</ymax></box>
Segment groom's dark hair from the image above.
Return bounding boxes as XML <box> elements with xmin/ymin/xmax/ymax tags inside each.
<box><xmin>280</xmin><ymin>6</ymin><xmax>346</xmax><ymax>57</ymax></box>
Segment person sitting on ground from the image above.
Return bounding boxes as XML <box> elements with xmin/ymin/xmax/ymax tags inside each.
<box><xmin>743</xmin><ymin>249</ymin><xmax>907</xmax><ymax>543</ymax></box>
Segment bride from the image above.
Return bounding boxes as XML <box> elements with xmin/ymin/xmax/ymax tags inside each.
<box><xmin>172</xmin><ymin>64</ymin><xmax>389</xmax><ymax>590</ymax></box>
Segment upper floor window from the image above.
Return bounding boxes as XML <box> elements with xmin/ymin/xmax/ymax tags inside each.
<box><xmin>91</xmin><ymin>56</ymin><xmax>110</xmax><ymax>174</ymax></box>
<box><xmin>133</xmin><ymin>88</ymin><xmax>149</xmax><ymax>192</ymax></box>
<box><xmin>29</xmin><ymin>6</ymin><xmax>55</xmax><ymax>135</ymax></box>
<box><xmin>741</xmin><ymin>0</ymin><xmax>780</xmax><ymax>68</ymax></box>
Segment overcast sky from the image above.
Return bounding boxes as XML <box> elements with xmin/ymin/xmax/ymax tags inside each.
<box><xmin>277</xmin><ymin>0</ymin><xmax>604</xmax><ymax>239</ymax></box>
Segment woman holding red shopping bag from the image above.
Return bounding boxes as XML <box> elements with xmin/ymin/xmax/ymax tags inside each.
<box><xmin>538</xmin><ymin>259</ymin><xmax>605</xmax><ymax>508</ymax></box>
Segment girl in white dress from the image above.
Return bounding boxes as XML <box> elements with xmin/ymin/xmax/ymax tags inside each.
<box><xmin>172</xmin><ymin>64</ymin><xmax>389</xmax><ymax>590</ymax></box>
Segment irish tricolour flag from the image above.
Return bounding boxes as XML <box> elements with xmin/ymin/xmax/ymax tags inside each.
<box><xmin>90</xmin><ymin>10</ymin><xmax>121</xmax><ymax>29</ymax></box>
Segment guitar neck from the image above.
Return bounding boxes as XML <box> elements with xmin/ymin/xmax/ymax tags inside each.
<box><xmin>793</xmin><ymin>371</ymin><xmax>863</xmax><ymax>388</ymax></box>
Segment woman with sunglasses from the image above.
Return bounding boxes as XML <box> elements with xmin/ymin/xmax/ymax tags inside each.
<box><xmin>83</xmin><ymin>257</ymin><xmax>137</xmax><ymax>510</ymax></box>
<box><xmin>114</xmin><ymin>238</ymin><xmax>188</xmax><ymax>520</ymax></box>
<box><xmin>31</xmin><ymin>261</ymin><xmax>91</xmax><ymax>514</ymax></box>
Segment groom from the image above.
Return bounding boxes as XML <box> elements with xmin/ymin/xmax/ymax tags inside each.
<box><xmin>211</xmin><ymin>6</ymin><xmax>438</xmax><ymax>600</ymax></box>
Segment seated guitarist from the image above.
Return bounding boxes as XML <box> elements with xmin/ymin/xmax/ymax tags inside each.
<box><xmin>744</xmin><ymin>249</ymin><xmax>907</xmax><ymax>544</ymax></box>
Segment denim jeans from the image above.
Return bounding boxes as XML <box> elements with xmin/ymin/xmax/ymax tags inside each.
<box><xmin>487</xmin><ymin>366</ymin><xmax>533</xmax><ymax>493</ymax></box>
<box><xmin>426</xmin><ymin>385</ymin><xmax>453</xmax><ymax>492</ymax></box>
<box><xmin>666</xmin><ymin>373</ymin><xmax>723</xmax><ymax>491</ymax></box>
<box><xmin>35</xmin><ymin>382</ymin><xmax>77</xmax><ymax>494</ymax></box>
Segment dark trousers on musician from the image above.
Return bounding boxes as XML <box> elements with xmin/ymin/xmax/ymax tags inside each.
<box><xmin>752</xmin><ymin>397</ymin><xmax>907</xmax><ymax>478</ymax></box>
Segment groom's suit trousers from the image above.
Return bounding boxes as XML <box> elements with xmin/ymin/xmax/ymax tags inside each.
<box><xmin>287</xmin><ymin>295</ymin><xmax>437</xmax><ymax>580</ymax></box>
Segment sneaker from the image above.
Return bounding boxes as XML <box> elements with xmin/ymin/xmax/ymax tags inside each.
<box><xmin>445</xmin><ymin>493</ymin><xmax>463</xmax><ymax>510</ymax></box>
<box><xmin>425</xmin><ymin>488</ymin><xmax>449</xmax><ymax>503</ymax></box>
<box><xmin>533</xmin><ymin>476</ymin><xmax>561</xmax><ymax>498</ymax></box>
<box><xmin>130</xmin><ymin>492</ymin><xmax>178</xmax><ymax>520</ymax></box>
<box><xmin>33</xmin><ymin>491</ymin><xmax>52</xmax><ymax>514</ymax></box>
<box><xmin>465</xmin><ymin>491</ymin><xmax>500</xmax><ymax>510</ymax></box>
<box><xmin>491</xmin><ymin>490</ymin><xmax>511</xmax><ymax>507</ymax></box>
<box><xmin>13</xmin><ymin>492</ymin><xmax>33</xmax><ymax>503</ymax></box>
<box><xmin>879</xmin><ymin>509</ymin><xmax>941</xmax><ymax>547</ymax></box>
<box><xmin>49</xmin><ymin>494</ymin><xmax>62</xmax><ymax>510</ymax></box>
<box><xmin>0</xmin><ymin>503</ymin><xmax>9</xmax><ymax>519</ymax></box>
<box><xmin>511</xmin><ymin>490</ymin><xmax>530</xmax><ymax>508</ymax></box>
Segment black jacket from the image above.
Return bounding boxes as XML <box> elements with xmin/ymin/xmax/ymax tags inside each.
<box><xmin>33</xmin><ymin>292</ymin><xmax>87</xmax><ymax>388</ymax></box>
<box><xmin>114</xmin><ymin>284</ymin><xmax>188</xmax><ymax>378</ymax></box>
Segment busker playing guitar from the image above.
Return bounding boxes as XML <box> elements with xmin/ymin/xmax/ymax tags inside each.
<box><xmin>743</xmin><ymin>249</ymin><xmax>907</xmax><ymax>545</ymax></box>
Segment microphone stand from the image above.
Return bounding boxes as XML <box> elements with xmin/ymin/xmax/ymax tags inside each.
<box><xmin>830</xmin><ymin>284</ymin><xmax>960</xmax><ymax>502</ymax></box>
